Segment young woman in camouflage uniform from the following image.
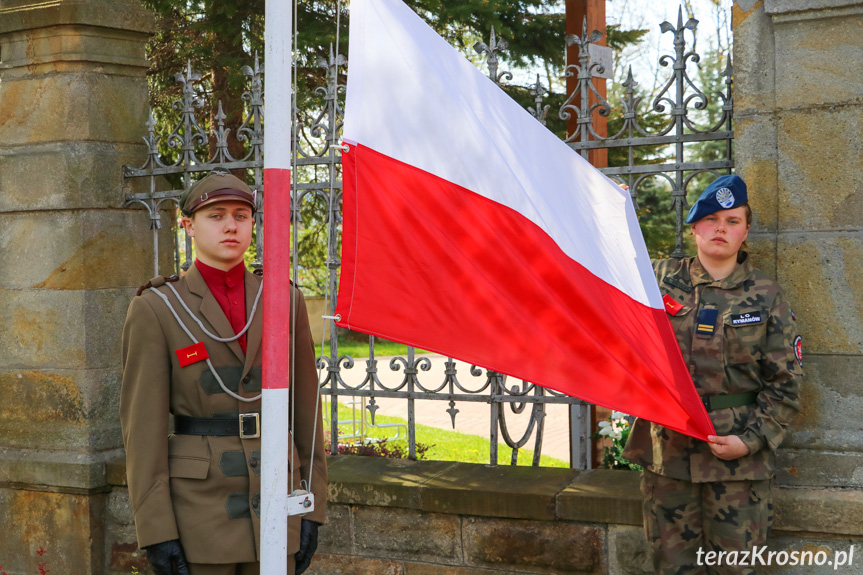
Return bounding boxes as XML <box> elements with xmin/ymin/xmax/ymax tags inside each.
<box><xmin>623</xmin><ymin>175</ymin><xmax>804</xmax><ymax>575</ymax></box>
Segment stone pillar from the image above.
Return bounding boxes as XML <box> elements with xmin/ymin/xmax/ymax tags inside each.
<box><xmin>0</xmin><ymin>0</ymin><xmax>155</xmax><ymax>571</ymax></box>
<box><xmin>733</xmin><ymin>0</ymin><xmax>863</xmax><ymax>487</ymax></box>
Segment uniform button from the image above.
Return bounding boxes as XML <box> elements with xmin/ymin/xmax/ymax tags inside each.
<box><xmin>242</xmin><ymin>375</ymin><xmax>251</xmax><ymax>384</ymax></box>
<box><xmin>252</xmin><ymin>494</ymin><xmax>260</xmax><ymax>509</ymax></box>
<box><xmin>250</xmin><ymin>456</ymin><xmax>259</xmax><ymax>468</ymax></box>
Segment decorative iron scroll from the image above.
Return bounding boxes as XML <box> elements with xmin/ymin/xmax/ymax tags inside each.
<box><xmin>558</xmin><ymin>8</ymin><xmax>734</xmax><ymax>257</ymax></box>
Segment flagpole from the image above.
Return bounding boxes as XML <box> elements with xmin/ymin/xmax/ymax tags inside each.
<box><xmin>262</xmin><ymin>0</ymin><xmax>293</xmax><ymax>569</ymax></box>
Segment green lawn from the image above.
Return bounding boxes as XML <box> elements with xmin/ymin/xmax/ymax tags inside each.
<box><xmin>326</xmin><ymin>402</ymin><xmax>569</xmax><ymax>468</ymax></box>
<box><xmin>317</xmin><ymin>334</ymin><xmax>429</xmax><ymax>358</ymax></box>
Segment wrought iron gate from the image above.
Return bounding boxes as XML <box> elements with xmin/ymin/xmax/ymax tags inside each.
<box><xmin>124</xmin><ymin>6</ymin><xmax>732</xmax><ymax>469</ymax></box>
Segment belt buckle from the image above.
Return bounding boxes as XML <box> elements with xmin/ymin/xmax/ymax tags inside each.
<box><xmin>701</xmin><ymin>396</ymin><xmax>712</xmax><ymax>411</ymax></box>
<box><xmin>239</xmin><ymin>413</ymin><xmax>260</xmax><ymax>439</ymax></box>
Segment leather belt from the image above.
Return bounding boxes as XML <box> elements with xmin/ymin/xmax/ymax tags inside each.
<box><xmin>701</xmin><ymin>392</ymin><xmax>757</xmax><ymax>411</ymax></box>
<box><xmin>174</xmin><ymin>413</ymin><xmax>261</xmax><ymax>439</ymax></box>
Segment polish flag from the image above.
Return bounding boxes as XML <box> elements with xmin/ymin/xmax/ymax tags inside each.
<box><xmin>335</xmin><ymin>0</ymin><xmax>714</xmax><ymax>439</ymax></box>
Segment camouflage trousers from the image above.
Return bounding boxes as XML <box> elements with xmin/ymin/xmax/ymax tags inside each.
<box><xmin>641</xmin><ymin>470</ymin><xmax>773</xmax><ymax>575</ymax></box>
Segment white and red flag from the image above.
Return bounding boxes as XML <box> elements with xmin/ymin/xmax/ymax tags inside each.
<box><xmin>336</xmin><ymin>0</ymin><xmax>714</xmax><ymax>439</ymax></box>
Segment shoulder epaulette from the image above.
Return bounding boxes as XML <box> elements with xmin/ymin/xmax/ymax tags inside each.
<box><xmin>137</xmin><ymin>274</ymin><xmax>180</xmax><ymax>296</ymax></box>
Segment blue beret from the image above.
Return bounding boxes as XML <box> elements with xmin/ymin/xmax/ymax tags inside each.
<box><xmin>685</xmin><ymin>175</ymin><xmax>748</xmax><ymax>224</ymax></box>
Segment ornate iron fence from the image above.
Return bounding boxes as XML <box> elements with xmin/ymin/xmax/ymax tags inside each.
<box><xmin>123</xmin><ymin>5</ymin><xmax>731</xmax><ymax>469</ymax></box>
<box><xmin>561</xmin><ymin>8</ymin><xmax>734</xmax><ymax>257</ymax></box>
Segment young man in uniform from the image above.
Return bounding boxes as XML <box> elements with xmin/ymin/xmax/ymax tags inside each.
<box><xmin>121</xmin><ymin>170</ymin><xmax>327</xmax><ymax>575</ymax></box>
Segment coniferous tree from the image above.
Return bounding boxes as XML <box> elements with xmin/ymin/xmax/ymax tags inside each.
<box><xmin>141</xmin><ymin>0</ymin><xmax>673</xmax><ymax>289</ymax></box>
<box><xmin>142</xmin><ymin>0</ymin><xmax>566</xmax><ymax>168</ymax></box>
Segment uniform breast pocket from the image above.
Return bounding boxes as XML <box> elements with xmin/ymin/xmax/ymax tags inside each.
<box><xmin>723</xmin><ymin>307</ymin><xmax>767</xmax><ymax>365</ymax></box>
<box><xmin>168</xmin><ymin>434</ymin><xmax>211</xmax><ymax>480</ymax></box>
<box><xmin>666</xmin><ymin>300</ymin><xmax>693</xmax><ymax>350</ymax></box>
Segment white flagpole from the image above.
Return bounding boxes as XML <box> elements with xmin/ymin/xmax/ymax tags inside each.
<box><xmin>262</xmin><ymin>0</ymin><xmax>293</xmax><ymax>569</ymax></box>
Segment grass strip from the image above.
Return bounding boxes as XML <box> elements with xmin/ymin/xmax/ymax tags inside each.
<box><xmin>327</xmin><ymin>402</ymin><xmax>569</xmax><ymax>468</ymax></box>
<box><xmin>318</xmin><ymin>334</ymin><xmax>429</xmax><ymax>358</ymax></box>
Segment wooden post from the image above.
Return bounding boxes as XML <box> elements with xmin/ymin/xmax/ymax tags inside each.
<box><xmin>566</xmin><ymin>0</ymin><xmax>610</xmax><ymax>469</ymax></box>
<box><xmin>565</xmin><ymin>0</ymin><xmax>608</xmax><ymax>169</ymax></box>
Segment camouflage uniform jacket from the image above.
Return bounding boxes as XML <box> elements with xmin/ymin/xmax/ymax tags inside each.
<box><xmin>623</xmin><ymin>253</ymin><xmax>803</xmax><ymax>482</ymax></box>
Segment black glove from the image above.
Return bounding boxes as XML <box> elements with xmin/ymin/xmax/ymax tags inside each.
<box><xmin>145</xmin><ymin>539</ymin><xmax>190</xmax><ymax>575</ymax></box>
<box><xmin>295</xmin><ymin>519</ymin><xmax>320</xmax><ymax>574</ymax></box>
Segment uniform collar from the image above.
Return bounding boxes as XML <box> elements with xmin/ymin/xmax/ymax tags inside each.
<box><xmin>689</xmin><ymin>251</ymin><xmax>753</xmax><ymax>289</ymax></box>
<box><xmin>195</xmin><ymin>258</ymin><xmax>246</xmax><ymax>290</ymax></box>
<box><xmin>185</xmin><ymin>261</ymin><xmax>247</xmax><ymax>363</ymax></box>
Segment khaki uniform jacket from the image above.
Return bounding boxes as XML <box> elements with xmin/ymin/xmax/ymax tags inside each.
<box><xmin>623</xmin><ymin>253</ymin><xmax>803</xmax><ymax>482</ymax></box>
<box><xmin>120</xmin><ymin>263</ymin><xmax>327</xmax><ymax>563</ymax></box>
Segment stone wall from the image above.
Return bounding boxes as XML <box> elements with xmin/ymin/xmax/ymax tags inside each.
<box><xmin>0</xmin><ymin>1</ymin><xmax>160</xmax><ymax>572</ymax></box>
<box><xmin>733</xmin><ymin>0</ymin><xmax>863</xmax><ymax>488</ymax></box>
<box><xmin>104</xmin><ymin>457</ymin><xmax>863</xmax><ymax>574</ymax></box>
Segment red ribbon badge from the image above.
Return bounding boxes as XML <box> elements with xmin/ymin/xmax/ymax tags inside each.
<box><xmin>176</xmin><ymin>342</ymin><xmax>209</xmax><ymax>367</ymax></box>
<box><xmin>663</xmin><ymin>293</ymin><xmax>684</xmax><ymax>316</ymax></box>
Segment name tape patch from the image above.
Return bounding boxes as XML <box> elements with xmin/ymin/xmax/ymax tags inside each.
<box><xmin>176</xmin><ymin>341</ymin><xmax>209</xmax><ymax>367</ymax></box>
<box><xmin>662</xmin><ymin>276</ymin><xmax>693</xmax><ymax>293</ymax></box>
<box><xmin>730</xmin><ymin>312</ymin><xmax>763</xmax><ymax>326</ymax></box>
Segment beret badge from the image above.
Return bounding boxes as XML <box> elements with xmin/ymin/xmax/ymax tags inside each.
<box><xmin>715</xmin><ymin>187</ymin><xmax>734</xmax><ymax>209</ymax></box>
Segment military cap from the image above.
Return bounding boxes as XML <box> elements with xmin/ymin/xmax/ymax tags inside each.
<box><xmin>685</xmin><ymin>174</ymin><xmax>748</xmax><ymax>224</ymax></box>
<box><xmin>179</xmin><ymin>169</ymin><xmax>256</xmax><ymax>216</ymax></box>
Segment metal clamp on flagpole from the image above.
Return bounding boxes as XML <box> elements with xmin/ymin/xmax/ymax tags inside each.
<box><xmin>322</xmin><ymin>314</ymin><xmax>341</xmax><ymax>321</ymax></box>
<box><xmin>286</xmin><ymin>489</ymin><xmax>314</xmax><ymax>516</ymax></box>
<box><xmin>337</xmin><ymin>143</ymin><xmax>350</xmax><ymax>152</ymax></box>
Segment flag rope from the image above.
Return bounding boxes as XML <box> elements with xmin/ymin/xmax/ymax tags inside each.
<box><xmin>309</xmin><ymin>0</ymin><xmax>344</xmax><ymax>488</ymax></box>
<box><xmin>289</xmin><ymin>0</ymin><xmax>299</xmax><ymax>498</ymax></box>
